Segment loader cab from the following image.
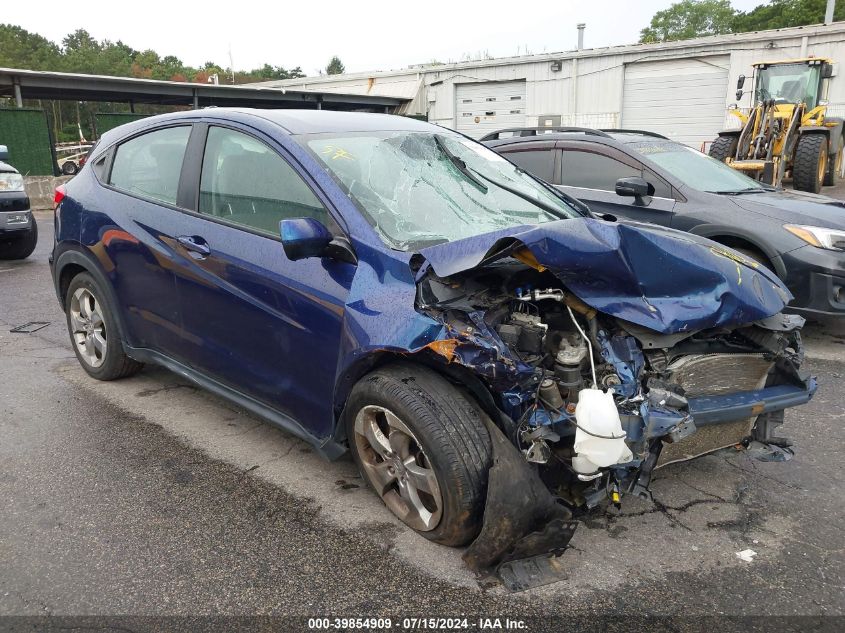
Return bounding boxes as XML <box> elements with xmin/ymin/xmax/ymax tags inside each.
<box><xmin>750</xmin><ymin>59</ymin><xmax>833</xmax><ymax>109</ymax></box>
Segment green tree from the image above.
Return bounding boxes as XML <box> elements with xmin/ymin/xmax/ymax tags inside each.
<box><xmin>326</xmin><ymin>56</ymin><xmax>345</xmax><ymax>75</ymax></box>
<box><xmin>733</xmin><ymin>0</ymin><xmax>845</xmax><ymax>32</ymax></box>
<box><xmin>0</xmin><ymin>24</ymin><xmax>62</xmax><ymax>70</ymax></box>
<box><xmin>640</xmin><ymin>0</ymin><xmax>737</xmax><ymax>43</ymax></box>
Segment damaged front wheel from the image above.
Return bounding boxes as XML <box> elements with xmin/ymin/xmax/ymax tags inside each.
<box><xmin>346</xmin><ymin>363</ymin><xmax>492</xmax><ymax>546</ymax></box>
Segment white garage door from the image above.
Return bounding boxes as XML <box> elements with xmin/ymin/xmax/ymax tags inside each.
<box><xmin>456</xmin><ymin>81</ymin><xmax>526</xmax><ymax>139</ymax></box>
<box><xmin>622</xmin><ymin>57</ymin><xmax>729</xmax><ymax>148</ymax></box>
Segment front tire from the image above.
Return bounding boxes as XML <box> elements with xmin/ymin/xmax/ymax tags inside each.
<box><xmin>0</xmin><ymin>218</ymin><xmax>37</xmax><ymax>260</ymax></box>
<box><xmin>65</xmin><ymin>272</ymin><xmax>143</xmax><ymax>381</ymax></box>
<box><xmin>346</xmin><ymin>363</ymin><xmax>492</xmax><ymax>546</ymax></box>
<box><xmin>793</xmin><ymin>134</ymin><xmax>828</xmax><ymax>194</ymax></box>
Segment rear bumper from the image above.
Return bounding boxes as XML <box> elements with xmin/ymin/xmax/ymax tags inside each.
<box><xmin>688</xmin><ymin>381</ymin><xmax>816</xmax><ymax>427</ymax></box>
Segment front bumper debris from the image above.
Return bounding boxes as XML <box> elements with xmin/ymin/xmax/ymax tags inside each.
<box><xmin>463</xmin><ymin>417</ymin><xmax>577</xmax><ymax>591</ymax></box>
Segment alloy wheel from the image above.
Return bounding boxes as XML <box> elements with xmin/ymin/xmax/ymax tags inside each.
<box><xmin>69</xmin><ymin>287</ymin><xmax>107</xmax><ymax>368</ymax></box>
<box><xmin>353</xmin><ymin>405</ymin><xmax>443</xmax><ymax>532</ymax></box>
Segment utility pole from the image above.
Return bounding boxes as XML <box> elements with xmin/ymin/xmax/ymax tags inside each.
<box><xmin>826</xmin><ymin>0</ymin><xmax>836</xmax><ymax>24</ymax></box>
<box><xmin>228</xmin><ymin>46</ymin><xmax>236</xmax><ymax>85</ymax></box>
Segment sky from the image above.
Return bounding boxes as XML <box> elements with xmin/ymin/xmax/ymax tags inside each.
<box><xmin>7</xmin><ymin>0</ymin><xmax>765</xmax><ymax>77</ymax></box>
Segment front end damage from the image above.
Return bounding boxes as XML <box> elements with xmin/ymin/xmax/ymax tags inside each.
<box><xmin>409</xmin><ymin>218</ymin><xmax>817</xmax><ymax>586</ymax></box>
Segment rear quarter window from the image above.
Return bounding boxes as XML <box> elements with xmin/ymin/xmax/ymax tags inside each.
<box><xmin>109</xmin><ymin>126</ymin><xmax>191</xmax><ymax>205</ymax></box>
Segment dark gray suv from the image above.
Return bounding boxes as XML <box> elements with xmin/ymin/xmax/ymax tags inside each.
<box><xmin>484</xmin><ymin>128</ymin><xmax>845</xmax><ymax>318</ymax></box>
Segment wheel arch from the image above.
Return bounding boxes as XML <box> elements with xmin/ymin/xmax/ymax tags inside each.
<box><xmin>53</xmin><ymin>247</ymin><xmax>134</xmax><ymax>348</ymax></box>
<box><xmin>687</xmin><ymin>225</ymin><xmax>786</xmax><ymax>278</ymax></box>
<box><xmin>331</xmin><ymin>350</ymin><xmax>509</xmax><ymax>447</ymax></box>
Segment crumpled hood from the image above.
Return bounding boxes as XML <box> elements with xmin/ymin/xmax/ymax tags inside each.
<box><xmin>418</xmin><ymin>218</ymin><xmax>792</xmax><ymax>334</ymax></box>
<box><xmin>728</xmin><ymin>189</ymin><xmax>845</xmax><ymax>228</ymax></box>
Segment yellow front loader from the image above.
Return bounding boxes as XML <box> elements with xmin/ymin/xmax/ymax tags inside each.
<box><xmin>709</xmin><ymin>58</ymin><xmax>844</xmax><ymax>194</ymax></box>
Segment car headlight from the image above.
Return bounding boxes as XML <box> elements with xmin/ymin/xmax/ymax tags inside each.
<box><xmin>784</xmin><ymin>224</ymin><xmax>845</xmax><ymax>251</ymax></box>
<box><xmin>0</xmin><ymin>172</ymin><xmax>24</xmax><ymax>192</ymax></box>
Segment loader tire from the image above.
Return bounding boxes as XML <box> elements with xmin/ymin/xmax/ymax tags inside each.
<box><xmin>793</xmin><ymin>134</ymin><xmax>828</xmax><ymax>194</ymax></box>
<box><xmin>824</xmin><ymin>137</ymin><xmax>843</xmax><ymax>186</ymax></box>
<box><xmin>346</xmin><ymin>363</ymin><xmax>492</xmax><ymax>547</ymax></box>
<box><xmin>709</xmin><ymin>136</ymin><xmax>738</xmax><ymax>163</ymax></box>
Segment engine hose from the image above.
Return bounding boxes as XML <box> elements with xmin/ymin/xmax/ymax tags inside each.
<box><xmin>543</xmin><ymin>402</ymin><xmax>628</xmax><ymax>441</ymax></box>
<box><xmin>566</xmin><ymin>306</ymin><xmax>597</xmax><ymax>388</ymax></box>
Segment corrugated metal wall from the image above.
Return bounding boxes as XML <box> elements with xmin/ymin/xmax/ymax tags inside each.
<box><xmin>0</xmin><ymin>108</ymin><xmax>55</xmax><ymax>176</ymax></box>
<box><xmin>271</xmin><ymin>25</ymin><xmax>845</xmax><ymax>146</ymax></box>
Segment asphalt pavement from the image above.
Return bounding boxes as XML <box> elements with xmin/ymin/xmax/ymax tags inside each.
<box><xmin>0</xmin><ymin>210</ymin><xmax>843</xmax><ymax>632</ymax></box>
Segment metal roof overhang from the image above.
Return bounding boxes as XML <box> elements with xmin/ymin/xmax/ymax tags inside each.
<box><xmin>0</xmin><ymin>67</ymin><xmax>406</xmax><ymax>110</ymax></box>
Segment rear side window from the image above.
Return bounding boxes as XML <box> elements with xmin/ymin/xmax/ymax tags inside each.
<box><xmin>503</xmin><ymin>149</ymin><xmax>554</xmax><ymax>183</ymax></box>
<box><xmin>198</xmin><ymin>126</ymin><xmax>328</xmax><ymax>237</ymax></box>
<box><xmin>560</xmin><ymin>150</ymin><xmax>640</xmax><ymax>191</ymax></box>
<box><xmin>109</xmin><ymin>126</ymin><xmax>191</xmax><ymax>205</ymax></box>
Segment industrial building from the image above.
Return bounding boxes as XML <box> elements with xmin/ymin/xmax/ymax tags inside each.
<box><xmin>249</xmin><ymin>22</ymin><xmax>845</xmax><ymax>147</ymax></box>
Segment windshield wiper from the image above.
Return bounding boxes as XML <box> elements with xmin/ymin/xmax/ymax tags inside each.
<box><xmin>709</xmin><ymin>187</ymin><xmax>773</xmax><ymax>195</ymax></box>
<box><xmin>467</xmin><ymin>167</ymin><xmax>570</xmax><ymax>219</ymax></box>
<box><xmin>433</xmin><ymin>134</ymin><xmax>488</xmax><ymax>193</ymax></box>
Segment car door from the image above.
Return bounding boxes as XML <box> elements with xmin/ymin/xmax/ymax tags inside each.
<box><xmin>93</xmin><ymin>124</ymin><xmax>193</xmax><ymax>353</ymax></box>
<box><xmin>555</xmin><ymin>141</ymin><xmax>677</xmax><ymax>225</ymax></box>
<box><xmin>171</xmin><ymin>123</ymin><xmax>355</xmax><ymax>438</ymax></box>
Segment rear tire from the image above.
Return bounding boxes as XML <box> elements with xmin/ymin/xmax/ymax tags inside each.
<box><xmin>793</xmin><ymin>134</ymin><xmax>828</xmax><ymax>194</ymax></box>
<box><xmin>345</xmin><ymin>363</ymin><xmax>492</xmax><ymax>547</ymax></box>
<box><xmin>65</xmin><ymin>272</ymin><xmax>144</xmax><ymax>381</ymax></box>
<box><xmin>824</xmin><ymin>138</ymin><xmax>843</xmax><ymax>186</ymax></box>
<box><xmin>0</xmin><ymin>218</ymin><xmax>38</xmax><ymax>260</ymax></box>
<box><xmin>709</xmin><ymin>136</ymin><xmax>738</xmax><ymax>163</ymax></box>
<box><xmin>61</xmin><ymin>161</ymin><xmax>78</xmax><ymax>176</ymax></box>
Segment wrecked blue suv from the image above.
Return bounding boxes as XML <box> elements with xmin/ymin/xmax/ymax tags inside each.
<box><xmin>50</xmin><ymin>109</ymin><xmax>816</xmax><ymax>579</ymax></box>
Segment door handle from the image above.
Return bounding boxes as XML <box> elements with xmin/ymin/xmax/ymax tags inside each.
<box><xmin>176</xmin><ymin>235</ymin><xmax>211</xmax><ymax>258</ymax></box>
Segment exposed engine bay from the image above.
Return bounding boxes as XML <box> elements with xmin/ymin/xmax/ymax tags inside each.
<box><xmin>415</xmin><ymin>256</ymin><xmax>815</xmax><ymax>578</ymax></box>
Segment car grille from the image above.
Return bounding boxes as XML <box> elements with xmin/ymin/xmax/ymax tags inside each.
<box><xmin>0</xmin><ymin>197</ymin><xmax>30</xmax><ymax>212</ymax></box>
<box><xmin>658</xmin><ymin>353</ymin><xmax>772</xmax><ymax>466</ymax></box>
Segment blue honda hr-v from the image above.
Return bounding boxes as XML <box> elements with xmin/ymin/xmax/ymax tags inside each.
<box><xmin>50</xmin><ymin>108</ymin><xmax>816</xmax><ymax>572</ymax></box>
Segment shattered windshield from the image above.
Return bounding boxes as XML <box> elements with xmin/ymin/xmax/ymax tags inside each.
<box><xmin>629</xmin><ymin>141</ymin><xmax>768</xmax><ymax>194</ymax></box>
<box><xmin>302</xmin><ymin>131</ymin><xmax>581</xmax><ymax>250</ymax></box>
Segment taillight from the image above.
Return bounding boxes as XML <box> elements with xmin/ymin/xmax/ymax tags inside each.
<box><xmin>54</xmin><ymin>185</ymin><xmax>66</xmax><ymax>209</ymax></box>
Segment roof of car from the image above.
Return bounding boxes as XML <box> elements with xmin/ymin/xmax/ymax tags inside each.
<box><xmin>127</xmin><ymin>108</ymin><xmax>437</xmax><ymax>136</ymax></box>
<box><xmin>483</xmin><ymin>128</ymin><xmax>678</xmax><ymax>149</ymax></box>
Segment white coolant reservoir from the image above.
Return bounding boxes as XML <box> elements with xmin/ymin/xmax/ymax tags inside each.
<box><xmin>573</xmin><ymin>388</ymin><xmax>633</xmax><ymax>472</ymax></box>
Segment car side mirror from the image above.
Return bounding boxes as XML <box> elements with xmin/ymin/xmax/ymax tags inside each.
<box><xmin>615</xmin><ymin>176</ymin><xmax>654</xmax><ymax>205</ymax></box>
<box><xmin>0</xmin><ymin>145</ymin><xmax>9</xmax><ymax>162</ymax></box>
<box><xmin>280</xmin><ymin>217</ymin><xmax>333</xmax><ymax>261</ymax></box>
<box><xmin>737</xmin><ymin>74</ymin><xmax>746</xmax><ymax>90</ymax></box>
